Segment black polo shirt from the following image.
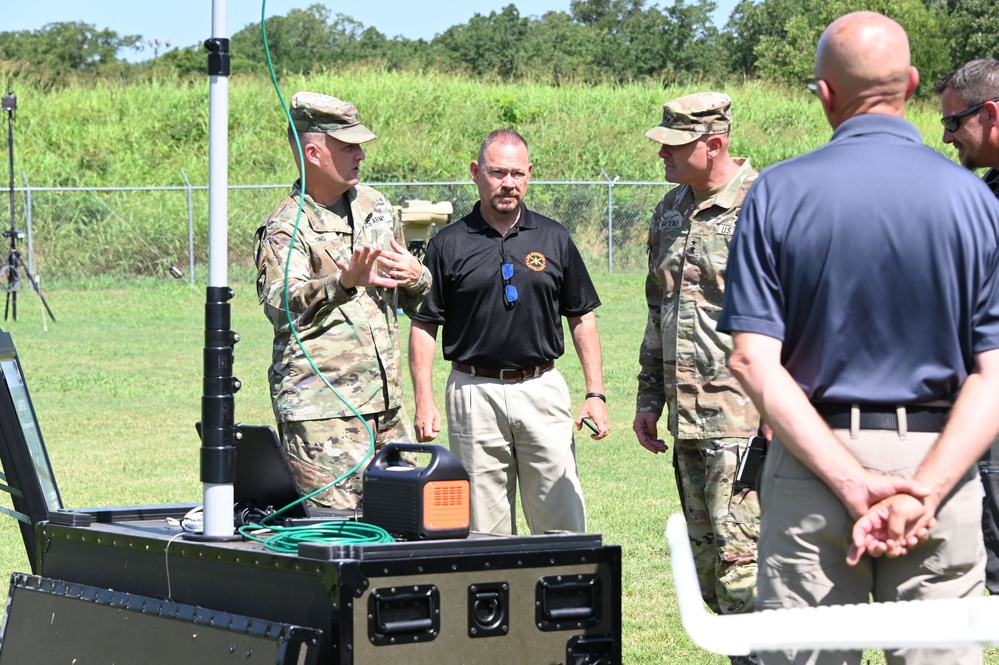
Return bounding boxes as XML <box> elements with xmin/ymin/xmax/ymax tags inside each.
<box><xmin>986</xmin><ymin>168</ymin><xmax>999</xmax><ymax>199</ymax></box>
<box><xmin>413</xmin><ymin>202</ymin><xmax>601</xmax><ymax>368</ymax></box>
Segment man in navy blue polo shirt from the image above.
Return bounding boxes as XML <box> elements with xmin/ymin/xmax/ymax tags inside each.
<box><xmin>409</xmin><ymin>129</ymin><xmax>610</xmax><ymax>536</ymax></box>
<box><xmin>719</xmin><ymin>11</ymin><xmax>999</xmax><ymax>665</ymax></box>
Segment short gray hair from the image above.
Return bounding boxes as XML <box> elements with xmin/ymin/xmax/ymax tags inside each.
<box><xmin>287</xmin><ymin>125</ymin><xmax>324</xmax><ymax>148</ymax></box>
<box><xmin>933</xmin><ymin>58</ymin><xmax>999</xmax><ymax>106</ymax></box>
<box><xmin>286</xmin><ymin>125</ymin><xmax>326</xmax><ymax>168</ymax></box>
<box><xmin>477</xmin><ymin>129</ymin><xmax>529</xmax><ymax>165</ymax></box>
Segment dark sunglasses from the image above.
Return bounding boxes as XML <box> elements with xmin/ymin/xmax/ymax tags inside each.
<box><xmin>501</xmin><ymin>262</ymin><xmax>518</xmax><ymax>307</ymax></box>
<box><xmin>941</xmin><ymin>97</ymin><xmax>999</xmax><ymax>132</ymax></box>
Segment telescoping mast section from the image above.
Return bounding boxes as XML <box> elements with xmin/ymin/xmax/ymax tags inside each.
<box><xmin>198</xmin><ymin>0</ymin><xmax>237</xmax><ymax>541</ymax></box>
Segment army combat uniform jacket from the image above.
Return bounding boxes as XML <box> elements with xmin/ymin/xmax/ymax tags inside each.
<box><xmin>254</xmin><ymin>181</ymin><xmax>431</xmax><ymax>423</ymax></box>
<box><xmin>636</xmin><ymin>158</ymin><xmax>760</xmax><ymax>439</ymax></box>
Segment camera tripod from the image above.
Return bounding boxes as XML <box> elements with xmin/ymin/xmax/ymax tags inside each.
<box><xmin>0</xmin><ymin>234</ymin><xmax>54</xmax><ymax>323</ymax></box>
<box><xmin>4</xmin><ymin>88</ymin><xmax>55</xmax><ymax>323</ymax></box>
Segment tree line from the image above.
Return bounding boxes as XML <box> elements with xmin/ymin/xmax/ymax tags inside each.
<box><xmin>1</xmin><ymin>0</ymin><xmax>997</xmax><ymax>90</ymax></box>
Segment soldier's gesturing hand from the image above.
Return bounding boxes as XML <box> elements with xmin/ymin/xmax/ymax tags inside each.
<box><xmin>335</xmin><ymin>244</ymin><xmax>398</xmax><ymax>290</ymax></box>
<box><xmin>377</xmin><ymin>238</ymin><xmax>423</xmax><ymax>288</ymax></box>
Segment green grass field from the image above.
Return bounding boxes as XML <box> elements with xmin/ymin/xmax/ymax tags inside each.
<box><xmin>0</xmin><ymin>273</ymin><xmax>994</xmax><ymax>663</ymax></box>
<box><xmin>0</xmin><ymin>272</ymin><xmax>701</xmax><ymax>662</ymax></box>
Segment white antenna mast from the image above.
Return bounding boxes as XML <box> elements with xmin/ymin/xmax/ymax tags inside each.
<box><xmin>196</xmin><ymin>0</ymin><xmax>238</xmax><ymax>540</ymax></box>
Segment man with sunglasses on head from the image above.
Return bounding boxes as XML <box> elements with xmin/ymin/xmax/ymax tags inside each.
<box><xmin>633</xmin><ymin>92</ymin><xmax>762</xmax><ymax>665</ymax></box>
<box><xmin>409</xmin><ymin>129</ymin><xmax>609</xmax><ymax>536</ymax></box>
<box><xmin>934</xmin><ymin>58</ymin><xmax>999</xmax><ymax>597</ymax></box>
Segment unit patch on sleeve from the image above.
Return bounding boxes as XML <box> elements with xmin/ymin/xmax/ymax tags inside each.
<box><xmin>660</xmin><ymin>210</ymin><xmax>684</xmax><ymax>230</ymax></box>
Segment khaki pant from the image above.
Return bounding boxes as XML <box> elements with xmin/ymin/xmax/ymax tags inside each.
<box><xmin>279</xmin><ymin>407</ymin><xmax>413</xmax><ymax>509</ymax></box>
<box><xmin>445</xmin><ymin>367</ymin><xmax>585</xmax><ymax>535</ymax></box>
<box><xmin>757</xmin><ymin>426</ymin><xmax>985</xmax><ymax>665</ymax></box>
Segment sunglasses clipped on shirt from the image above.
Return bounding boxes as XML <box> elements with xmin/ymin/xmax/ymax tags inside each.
<box><xmin>501</xmin><ymin>262</ymin><xmax>518</xmax><ymax>307</ymax></box>
<box><xmin>941</xmin><ymin>97</ymin><xmax>999</xmax><ymax>132</ymax></box>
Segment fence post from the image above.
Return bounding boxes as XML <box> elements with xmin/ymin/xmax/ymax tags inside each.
<box><xmin>181</xmin><ymin>169</ymin><xmax>195</xmax><ymax>286</ymax></box>
<box><xmin>600</xmin><ymin>169</ymin><xmax>619</xmax><ymax>273</ymax></box>
<box><xmin>21</xmin><ymin>172</ymin><xmax>33</xmax><ymax>276</ymax></box>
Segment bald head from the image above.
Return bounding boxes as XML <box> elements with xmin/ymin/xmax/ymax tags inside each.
<box><xmin>815</xmin><ymin>12</ymin><xmax>918</xmax><ymax>125</ymax></box>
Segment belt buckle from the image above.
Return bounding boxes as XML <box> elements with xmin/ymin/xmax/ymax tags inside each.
<box><xmin>499</xmin><ymin>368</ymin><xmax>519</xmax><ymax>381</ymax></box>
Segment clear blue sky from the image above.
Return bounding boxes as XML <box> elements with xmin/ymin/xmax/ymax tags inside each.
<box><xmin>4</xmin><ymin>0</ymin><xmax>739</xmax><ymax>61</ymax></box>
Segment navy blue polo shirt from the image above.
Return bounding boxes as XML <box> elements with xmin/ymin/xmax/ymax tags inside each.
<box><xmin>718</xmin><ymin>114</ymin><xmax>999</xmax><ymax>403</ymax></box>
<box><xmin>413</xmin><ymin>202</ymin><xmax>601</xmax><ymax>368</ymax></box>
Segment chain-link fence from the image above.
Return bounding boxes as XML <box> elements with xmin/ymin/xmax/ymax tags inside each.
<box><xmin>7</xmin><ymin>178</ymin><xmax>672</xmax><ymax>286</ymax></box>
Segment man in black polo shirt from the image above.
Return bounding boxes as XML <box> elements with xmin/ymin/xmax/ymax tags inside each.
<box><xmin>934</xmin><ymin>58</ymin><xmax>999</xmax><ymax>595</ymax></box>
<box><xmin>409</xmin><ymin>129</ymin><xmax>610</xmax><ymax>536</ymax></box>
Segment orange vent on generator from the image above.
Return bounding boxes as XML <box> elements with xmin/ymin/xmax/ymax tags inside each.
<box><xmin>363</xmin><ymin>443</ymin><xmax>471</xmax><ymax>540</ymax></box>
<box><xmin>423</xmin><ymin>480</ymin><xmax>470</xmax><ymax>531</ymax></box>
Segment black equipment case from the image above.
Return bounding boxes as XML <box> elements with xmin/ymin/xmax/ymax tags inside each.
<box><xmin>0</xmin><ymin>330</ymin><xmax>622</xmax><ymax>664</ymax></box>
<box><xmin>32</xmin><ymin>514</ymin><xmax>621</xmax><ymax>664</ymax></box>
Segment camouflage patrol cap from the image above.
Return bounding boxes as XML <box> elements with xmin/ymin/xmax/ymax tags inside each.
<box><xmin>290</xmin><ymin>92</ymin><xmax>377</xmax><ymax>144</ymax></box>
<box><xmin>645</xmin><ymin>92</ymin><xmax>732</xmax><ymax>146</ymax></box>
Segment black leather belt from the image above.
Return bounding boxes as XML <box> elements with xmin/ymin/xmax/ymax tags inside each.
<box><xmin>813</xmin><ymin>403</ymin><xmax>949</xmax><ymax>433</ymax></box>
<box><xmin>452</xmin><ymin>361</ymin><xmax>554</xmax><ymax>381</ymax></box>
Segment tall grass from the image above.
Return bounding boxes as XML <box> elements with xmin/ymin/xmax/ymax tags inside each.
<box><xmin>1</xmin><ymin>71</ymin><xmax>961</xmax><ymax>280</ymax></box>
<box><xmin>8</xmin><ymin>71</ymin><xmax>956</xmax><ymax>186</ymax></box>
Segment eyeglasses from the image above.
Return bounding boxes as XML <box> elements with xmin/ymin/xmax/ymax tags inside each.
<box><xmin>501</xmin><ymin>262</ymin><xmax>518</xmax><ymax>307</ymax></box>
<box><xmin>941</xmin><ymin>97</ymin><xmax>999</xmax><ymax>132</ymax></box>
<box><xmin>803</xmin><ymin>76</ymin><xmax>819</xmax><ymax>96</ymax></box>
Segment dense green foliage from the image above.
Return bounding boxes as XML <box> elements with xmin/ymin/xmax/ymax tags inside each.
<box><xmin>0</xmin><ymin>21</ymin><xmax>140</xmax><ymax>86</ymax></box>
<box><xmin>2</xmin><ymin>0</ymin><xmax>997</xmax><ymax>89</ymax></box>
<box><xmin>0</xmin><ymin>71</ymin><xmax>956</xmax><ymax>280</ymax></box>
<box><xmin>728</xmin><ymin>0</ymin><xmax>953</xmax><ymax>85</ymax></box>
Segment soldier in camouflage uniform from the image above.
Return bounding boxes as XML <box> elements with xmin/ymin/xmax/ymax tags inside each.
<box><xmin>632</xmin><ymin>92</ymin><xmax>762</xmax><ymax>663</ymax></box>
<box><xmin>253</xmin><ymin>92</ymin><xmax>431</xmax><ymax>510</ymax></box>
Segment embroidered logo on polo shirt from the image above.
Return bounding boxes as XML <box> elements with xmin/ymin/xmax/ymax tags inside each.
<box><xmin>526</xmin><ymin>252</ymin><xmax>547</xmax><ymax>271</ymax></box>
